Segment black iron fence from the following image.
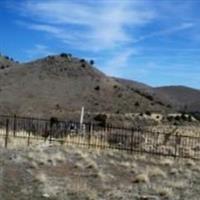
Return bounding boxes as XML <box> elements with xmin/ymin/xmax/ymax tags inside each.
<box><xmin>0</xmin><ymin>115</ymin><xmax>200</xmax><ymax>160</ymax></box>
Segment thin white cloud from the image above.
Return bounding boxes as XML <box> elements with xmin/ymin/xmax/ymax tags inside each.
<box><xmin>17</xmin><ymin>0</ymin><xmax>155</xmax><ymax>51</ymax></box>
<box><xmin>100</xmin><ymin>49</ymin><xmax>138</xmax><ymax>77</ymax></box>
<box><xmin>25</xmin><ymin>44</ymin><xmax>54</xmax><ymax>60</ymax></box>
<box><xmin>135</xmin><ymin>22</ymin><xmax>195</xmax><ymax>43</ymax></box>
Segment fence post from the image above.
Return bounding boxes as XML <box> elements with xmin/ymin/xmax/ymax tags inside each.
<box><xmin>131</xmin><ymin>128</ymin><xmax>134</xmax><ymax>153</ymax></box>
<box><xmin>88</xmin><ymin>123</ymin><xmax>92</xmax><ymax>148</ymax></box>
<box><xmin>174</xmin><ymin>132</ymin><xmax>178</xmax><ymax>158</ymax></box>
<box><xmin>13</xmin><ymin>115</ymin><xmax>16</xmax><ymax>137</ymax></box>
<box><xmin>27</xmin><ymin>129</ymin><xmax>31</xmax><ymax>146</ymax></box>
<box><xmin>49</xmin><ymin>125</ymin><xmax>52</xmax><ymax>144</ymax></box>
<box><xmin>49</xmin><ymin>119</ymin><xmax>54</xmax><ymax>144</ymax></box>
<box><xmin>5</xmin><ymin>119</ymin><xmax>9</xmax><ymax>148</ymax></box>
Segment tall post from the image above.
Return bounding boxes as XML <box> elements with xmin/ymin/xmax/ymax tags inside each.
<box><xmin>80</xmin><ymin>106</ymin><xmax>84</xmax><ymax>134</ymax></box>
<box><xmin>80</xmin><ymin>106</ymin><xmax>84</xmax><ymax>125</ymax></box>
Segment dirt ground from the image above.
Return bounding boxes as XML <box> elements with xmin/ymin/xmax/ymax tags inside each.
<box><xmin>0</xmin><ymin>142</ymin><xmax>200</xmax><ymax>200</ymax></box>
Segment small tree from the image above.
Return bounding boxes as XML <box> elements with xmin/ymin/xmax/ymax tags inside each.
<box><xmin>80</xmin><ymin>59</ymin><xmax>85</xmax><ymax>63</ymax></box>
<box><xmin>60</xmin><ymin>53</ymin><xmax>68</xmax><ymax>58</ymax></box>
<box><xmin>90</xmin><ymin>60</ymin><xmax>94</xmax><ymax>65</ymax></box>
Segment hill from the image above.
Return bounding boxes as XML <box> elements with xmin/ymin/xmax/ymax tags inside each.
<box><xmin>0</xmin><ymin>54</ymin><xmax>172</xmax><ymax>120</ymax></box>
<box><xmin>154</xmin><ymin>86</ymin><xmax>200</xmax><ymax>112</ymax></box>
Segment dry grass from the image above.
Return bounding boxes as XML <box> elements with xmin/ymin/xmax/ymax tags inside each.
<box><xmin>148</xmin><ymin>166</ymin><xmax>167</xmax><ymax>178</ymax></box>
<box><xmin>160</xmin><ymin>158</ymin><xmax>174</xmax><ymax>167</ymax></box>
<box><xmin>133</xmin><ymin>173</ymin><xmax>149</xmax><ymax>183</ymax></box>
<box><xmin>155</xmin><ymin>187</ymin><xmax>173</xmax><ymax>198</ymax></box>
<box><xmin>1</xmin><ymin>140</ymin><xmax>200</xmax><ymax>200</ymax></box>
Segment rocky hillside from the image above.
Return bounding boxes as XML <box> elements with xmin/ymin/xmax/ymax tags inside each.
<box><xmin>0</xmin><ymin>53</ymin><xmax>173</xmax><ymax>119</ymax></box>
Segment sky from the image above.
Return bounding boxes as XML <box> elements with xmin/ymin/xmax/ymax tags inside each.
<box><xmin>0</xmin><ymin>0</ymin><xmax>200</xmax><ymax>89</ymax></box>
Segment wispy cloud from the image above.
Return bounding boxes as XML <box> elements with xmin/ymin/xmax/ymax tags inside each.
<box><xmin>25</xmin><ymin>44</ymin><xmax>54</xmax><ymax>60</ymax></box>
<box><xmin>100</xmin><ymin>49</ymin><xmax>137</xmax><ymax>77</ymax></box>
<box><xmin>17</xmin><ymin>0</ymin><xmax>155</xmax><ymax>51</ymax></box>
<box><xmin>135</xmin><ymin>22</ymin><xmax>195</xmax><ymax>43</ymax></box>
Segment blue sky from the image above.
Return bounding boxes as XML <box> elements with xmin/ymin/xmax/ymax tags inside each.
<box><xmin>0</xmin><ymin>0</ymin><xmax>200</xmax><ymax>89</ymax></box>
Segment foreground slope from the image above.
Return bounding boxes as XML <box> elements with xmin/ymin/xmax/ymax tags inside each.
<box><xmin>0</xmin><ymin>143</ymin><xmax>200</xmax><ymax>200</ymax></box>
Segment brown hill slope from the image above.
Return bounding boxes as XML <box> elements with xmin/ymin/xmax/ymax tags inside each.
<box><xmin>0</xmin><ymin>54</ymin><xmax>171</xmax><ymax>119</ymax></box>
<box><xmin>114</xmin><ymin>78</ymin><xmax>200</xmax><ymax>113</ymax></box>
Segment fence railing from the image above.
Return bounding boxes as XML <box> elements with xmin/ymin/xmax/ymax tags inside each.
<box><xmin>0</xmin><ymin>115</ymin><xmax>200</xmax><ymax>160</ymax></box>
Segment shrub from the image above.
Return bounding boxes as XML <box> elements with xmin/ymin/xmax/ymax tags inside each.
<box><xmin>55</xmin><ymin>104</ymin><xmax>61</xmax><ymax>110</ymax></box>
<box><xmin>134</xmin><ymin>101</ymin><xmax>140</xmax><ymax>107</ymax></box>
<box><xmin>115</xmin><ymin>110</ymin><xmax>120</xmax><ymax>114</ymax></box>
<box><xmin>48</xmin><ymin>56</ymin><xmax>54</xmax><ymax>59</ymax></box>
<box><xmin>94</xmin><ymin>102</ymin><xmax>99</xmax><ymax>106</ymax></box>
<box><xmin>156</xmin><ymin>101</ymin><xmax>164</xmax><ymax>106</ymax></box>
<box><xmin>166</xmin><ymin>104</ymin><xmax>172</xmax><ymax>108</ymax></box>
<box><xmin>135</xmin><ymin>89</ymin><xmax>141</xmax><ymax>94</ymax></box>
<box><xmin>167</xmin><ymin>116</ymin><xmax>173</xmax><ymax>122</ymax></box>
<box><xmin>145</xmin><ymin>94</ymin><xmax>154</xmax><ymax>101</ymax></box>
<box><xmin>145</xmin><ymin>111</ymin><xmax>151</xmax><ymax>116</ymax></box>
<box><xmin>60</xmin><ymin>53</ymin><xmax>69</xmax><ymax>58</ymax></box>
<box><xmin>80</xmin><ymin>59</ymin><xmax>85</xmax><ymax>63</ymax></box>
<box><xmin>94</xmin><ymin>114</ymin><xmax>107</xmax><ymax>127</ymax></box>
<box><xmin>174</xmin><ymin>116</ymin><xmax>181</xmax><ymax>121</ymax></box>
<box><xmin>118</xmin><ymin>93</ymin><xmax>122</xmax><ymax>98</ymax></box>
<box><xmin>181</xmin><ymin>113</ymin><xmax>187</xmax><ymax>121</ymax></box>
<box><xmin>94</xmin><ymin>86</ymin><xmax>100</xmax><ymax>91</ymax></box>
<box><xmin>81</xmin><ymin>63</ymin><xmax>86</xmax><ymax>68</ymax></box>
<box><xmin>188</xmin><ymin>115</ymin><xmax>192</xmax><ymax>122</ymax></box>
<box><xmin>90</xmin><ymin>60</ymin><xmax>94</xmax><ymax>65</ymax></box>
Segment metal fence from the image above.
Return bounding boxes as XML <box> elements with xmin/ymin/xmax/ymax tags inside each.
<box><xmin>0</xmin><ymin>115</ymin><xmax>200</xmax><ymax>160</ymax></box>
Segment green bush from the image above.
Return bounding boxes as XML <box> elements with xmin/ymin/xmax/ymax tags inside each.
<box><xmin>90</xmin><ymin>60</ymin><xmax>94</xmax><ymax>65</ymax></box>
<box><xmin>60</xmin><ymin>53</ymin><xmax>69</xmax><ymax>58</ymax></box>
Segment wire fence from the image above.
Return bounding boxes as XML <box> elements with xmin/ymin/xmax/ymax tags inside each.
<box><xmin>0</xmin><ymin>115</ymin><xmax>200</xmax><ymax>159</ymax></box>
